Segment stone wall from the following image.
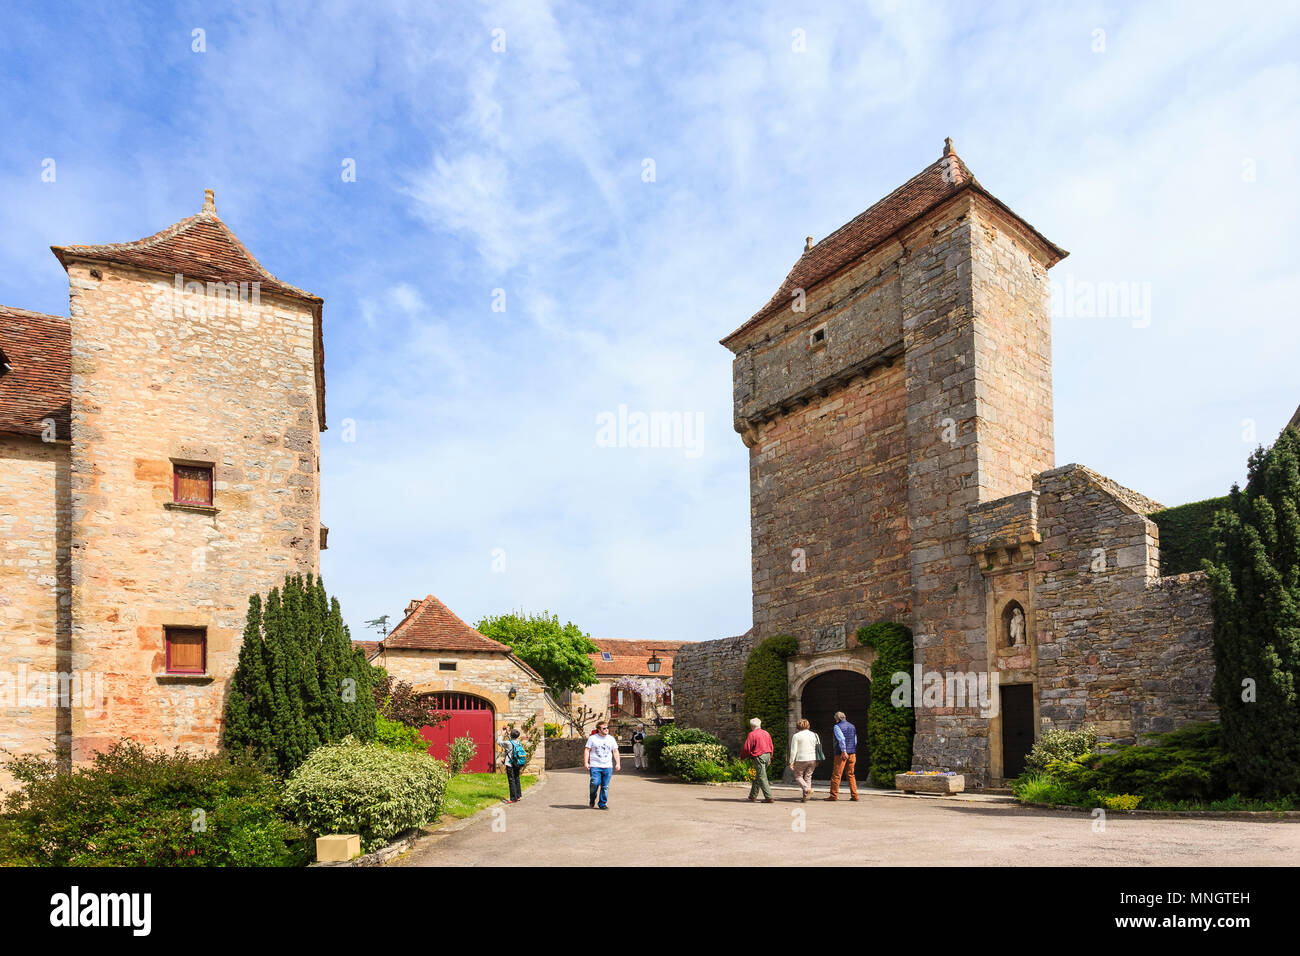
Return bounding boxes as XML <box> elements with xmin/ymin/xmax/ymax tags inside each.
<box><xmin>1033</xmin><ymin>465</ymin><xmax>1216</xmax><ymax>743</ymax></box>
<box><xmin>377</xmin><ymin>648</ymin><xmax>547</xmax><ymax>772</ymax></box>
<box><xmin>544</xmin><ymin>736</ymin><xmax>586</xmax><ymax>770</ymax></box>
<box><xmin>0</xmin><ymin>434</ymin><xmax>71</xmax><ymax>787</ymax></box>
<box><xmin>63</xmin><ymin>260</ymin><xmax>321</xmax><ymax>761</ymax></box>
<box><xmin>671</xmin><ymin>631</ymin><xmax>758</xmax><ymax>753</ymax></box>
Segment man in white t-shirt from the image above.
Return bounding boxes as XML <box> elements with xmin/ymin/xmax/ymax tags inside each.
<box><xmin>583</xmin><ymin>721</ymin><xmax>621</xmax><ymax>810</ymax></box>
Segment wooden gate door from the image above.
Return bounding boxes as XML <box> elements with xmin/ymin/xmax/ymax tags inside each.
<box><xmin>420</xmin><ymin>692</ymin><xmax>495</xmax><ymax>773</ymax></box>
<box><xmin>1000</xmin><ymin>684</ymin><xmax>1035</xmax><ymax>780</ymax></box>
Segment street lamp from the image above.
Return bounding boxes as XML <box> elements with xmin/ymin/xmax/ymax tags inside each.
<box><xmin>647</xmin><ymin>651</ymin><xmax>661</xmax><ymax>673</ymax></box>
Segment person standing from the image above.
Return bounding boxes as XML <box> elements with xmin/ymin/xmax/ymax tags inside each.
<box><xmin>584</xmin><ymin>721</ymin><xmax>621</xmax><ymax>809</ymax></box>
<box><xmin>504</xmin><ymin>729</ymin><xmax>526</xmax><ymax>803</ymax></box>
<box><xmin>741</xmin><ymin>717</ymin><xmax>775</xmax><ymax>803</ymax></box>
<box><xmin>632</xmin><ymin>725</ymin><xmax>648</xmax><ymax>770</ymax></box>
<box><xmin>827</xmin><ymin>710</ymin><xmax>859</xmax><ymax>801</ymax></box>
<box><xmin>788</xmin><ymin>718</ymin><xmax>821</xmax><ymax>802</ymax></box>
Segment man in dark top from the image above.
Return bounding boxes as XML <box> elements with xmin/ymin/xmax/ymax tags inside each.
<box><xmin>827</xmin><ymin>711</ymin><xmax>859</xmax><ymax>801</ymax></box>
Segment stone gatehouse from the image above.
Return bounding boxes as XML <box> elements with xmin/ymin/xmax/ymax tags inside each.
<box><xmin>675</xmin><ymin>142</ymin><xmax>1218</xmax><ymax>786</ymax></box>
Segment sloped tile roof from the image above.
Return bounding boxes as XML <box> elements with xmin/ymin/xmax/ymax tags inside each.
<box><xmin>0</xmin><ymin>305</ymin><xmax>71</xmax><ymax>440</ymax></box>
<box><xmin>383</xmin><ymin>595</ymin><xmax>511</xmax><ymax>653</ymax></box>
<box><xmin>50</xmin><ymin>191</ymin><xmax>327</xmax><ymax>429</ymax></box>
<box><xmin>721</xmin><ymin>142</ymin><xmax>1066</xmax><ymax>348</ymax></box>
<box><xmin>589</xmin><ymin>638</ymin><xmax>687</xmax><ymax>677</ymax></box>
<box><xmin>351</xmin><ymin>640</ymin><xmax>383</xmax><ymax>662</ymax></box>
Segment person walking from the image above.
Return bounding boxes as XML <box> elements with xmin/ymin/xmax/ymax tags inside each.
<box><xmin>788</xmin><ymin>718</ymin><xmax>822</xmax><ymax>802</ymax></box>
<box><xmin>826</xmin><ymin>710</ymin><xmax>859</xmax><ymax>801</ymax></box>
<box><xmin>741</xmin><ymin>717</ymin><xmax>775</xmax><ymax>803</ymax></box>
<box><xmin>503</xmin><ymin>728</ymin><xmax>526</xmax><ymax>803</ymax></box>
<box><xmin>584</xmin><ymin>721</ymin><xmax>621</xmax><ymax>809</ymax></box>
<box><xmin>632</xmin><ymin>725</ymin><xmax>648</xmax><ymax>770</ymax></box>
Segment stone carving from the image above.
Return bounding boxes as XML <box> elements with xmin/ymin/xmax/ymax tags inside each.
<box><xmin>1009</xmin><ymin>606</ymin><xmax>1025</xmax><ymax>647</ymax></box>
<box><xmin>812</xmin><ymin>624</ymin><xmax>846</xmax><ymax>653</ymax></box>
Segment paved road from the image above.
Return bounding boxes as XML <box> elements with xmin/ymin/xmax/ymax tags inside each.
<box><xmin>398</xmin><ymin>768</ymin><xmax>1300</xmax><ymax>867</ymax></box>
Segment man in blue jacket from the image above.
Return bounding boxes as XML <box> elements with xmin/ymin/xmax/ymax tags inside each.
<box><xmin>827</xmin><ymin>711</ymin><xmax>859</xmax><ymax>801</ymax></box>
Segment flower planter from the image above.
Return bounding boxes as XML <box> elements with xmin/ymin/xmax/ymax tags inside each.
<box><xmin>895</xmin><ymin>772</ymin><xmax>965</xmax><ymax>795</ymax></box>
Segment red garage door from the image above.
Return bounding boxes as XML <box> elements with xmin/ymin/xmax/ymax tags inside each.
<box><xmin>420</xmin><ymin>692</ymin><xmax>495</xmax><ymax>773</ymax></box>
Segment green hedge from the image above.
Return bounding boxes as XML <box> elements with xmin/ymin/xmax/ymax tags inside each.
<box><xmin>283</xmin><ymin>738</ymin><xmax>450</xmax><ymax>852</ymax></box>
<box><xmin>857</xmin><ymin>622</ymin><xmax>915</xmax><ymax>786</ymax></box>
<box><xmin>644</xmin><ymin>725</ymin><xmax>721</xmax><ymax>772</ymax></box>
<box><xmin>1149</xmin><ymin>495</ymin><xmax>1231</xmax><ymax>575</ymax></box>
<box><xmin>743</xmin><ymin>635</ymin><xmax>799</xmax><ymax>767</ymax></box>
<box><xmin>0</xmin><ymin>742</ymin><xmax>306</xmax><ymax>867</ymax></box>
<box><xmin>661</xmin><ymin>743</ymin><xmax>730</xmax><ymax>781</ymax></box>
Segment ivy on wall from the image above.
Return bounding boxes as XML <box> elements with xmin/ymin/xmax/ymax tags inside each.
<box><xmin>742</xmin><ymin>635</ymin><xmax>799</xmax><ymax>766</ymax></box>
<box><xmin>857</xmin><ymin>621</ymin><xmax>915</xmax><ymax>787</ymax></box>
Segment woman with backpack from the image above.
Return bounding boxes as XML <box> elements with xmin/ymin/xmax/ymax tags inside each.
<box><xmin>504</xmin><ymin>729</ymin><xmax>527</xmax><ymax>802</ymax></box>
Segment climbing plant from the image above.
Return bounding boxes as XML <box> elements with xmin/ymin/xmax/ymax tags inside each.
<box><xmin>742</xmin><ymin>635</ymin><xmax>799</xmax><ymax>766</ymax></box>
<box><xmin>858</xmin><ymin>621</ymin><xmax>915</xmax><ymax>787</ymax></box>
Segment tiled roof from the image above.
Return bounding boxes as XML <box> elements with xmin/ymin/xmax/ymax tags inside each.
<box><xmin>50</xmin><ymin>190</ymin><xmax>327</xmax><ymax>429</ymax></box>
<box><xmin>384</xmin><ymin>595</ymin><xmax>510</xmax><ymax>653</ymax></box>
<box><xmin>721</xmin><ymin>141</ymin><xmax>1066</xmax><ymax>348</ymax></box>
<box><xmin>351</xmin><ymin>640</ymin><xmax>383</xmax><ymax>662</ymax></box>
<box><xmin>589</xmin><ymin>638</ymin><xmax>687</xmax><ymax>677</ymax></box>
<box><xmin>0</xmin><ymin>306</ymin><xmax>71</xmax><ymax>440</ymax></box>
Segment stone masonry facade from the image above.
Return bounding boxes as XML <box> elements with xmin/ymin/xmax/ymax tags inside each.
<box><xmin>0</xmin><ymin>192</ymin><xmax>326</xmax><ymax>784</ymax></box>
<box><xmin>676</xmin><ymin>143</ymin><xmax>1217</xmax><ymax>785</ymax></box>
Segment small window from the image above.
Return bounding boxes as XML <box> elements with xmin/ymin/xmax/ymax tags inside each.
<box><xmin>808</xmin><ymin>324</ymin><xmax>828</xmax><ymax>348</ymax></box>
<box><xmin>600</xmin><ymin>651</ymin><xmax>612</xmax><ymax>661</ymax></box>
<box><xmin>165</xmin><ymin>627</ymin><xmax>206</xmax><ymax>674</ymax></box>
<box><xmin>174</xmin><ymin>464</ymin><xmax>213</xmax><ymax>506</ymax></box>
<box><xmin>438</xmin><ymin>661</ymin><xmax>457</xmax><ymax>671</ymax></box>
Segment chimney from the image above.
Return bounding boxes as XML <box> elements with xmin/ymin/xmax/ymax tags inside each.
<box><xmin>202</xmin><ymin>189</ymin><xmax>216</xmax><ymax>214</ymax></box>
<box><xmin>405</xmin><ymin>599</ymin><xmax>422</xmax><ymax>617</ymax></box>
<box><xmin>804</xmin><ymin>236</ymin><xmax>814</xmax><ymax>252</ymax></box>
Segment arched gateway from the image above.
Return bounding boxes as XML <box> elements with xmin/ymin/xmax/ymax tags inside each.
<box><xmin>796</xmin><ymin>670</ymin><xmax>871</xmax><ymax>781</ymax></box>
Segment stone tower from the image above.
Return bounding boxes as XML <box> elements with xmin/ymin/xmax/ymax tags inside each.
<box><xmin>720</xmin><ymin>142</ymin><xmax>1066</xmax><ymax>777</ymax></box>
<box><xmin>49</xmin><ymin>190</ymin><xmax>326</xmax><ymax>762</ymax></box>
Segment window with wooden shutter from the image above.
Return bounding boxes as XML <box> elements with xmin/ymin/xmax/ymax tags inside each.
<box><xmin>174</xmin><ymin>464</ymin><xmax>213</xmax><ymax>506</ymax></box>
<box><xmin>165</xmin><ymin>627</ymin><xmax>206</xmax><ymax>674</ymax></box>
<box><xmin>633</xmin><ymin>692</ymin><xmax>643</xmax><ymax>717</ymax></box>
<box><xmin>610</xmin><ymin>686</ymin><xmax>619</xmax><ymax>713</ymax></box>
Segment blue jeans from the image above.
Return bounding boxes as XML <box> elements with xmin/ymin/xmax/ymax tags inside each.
<box><xmin>589</xmin><ymin>766</ymin><xmax>613</xmax><ymax>807</ymax></box>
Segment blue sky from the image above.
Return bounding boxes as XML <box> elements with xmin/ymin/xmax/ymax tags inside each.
<box><xmin>3</xmin><ymin>1</ymin><xmax>1298</xmax><ymax>644</ymax></box>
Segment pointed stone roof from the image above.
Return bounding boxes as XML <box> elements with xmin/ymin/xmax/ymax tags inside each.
<box><xmin>0</xmin><ymin>305</ymin><xmax>71</xmax><ymax>439</ymax></box>
<box><xmin>49</xmin><ymin>190</ymin><xmax>327</xmax><ymax>429</ymax></box>
<box><xmin>721</xmin><ymin>140</ymin><xmax>1067</xmax><ymax>348</ymax></box>
<box><xmin>384</xmin><ymin>595</ymin><xmax>512</xmax><ymax>653</ymax></box>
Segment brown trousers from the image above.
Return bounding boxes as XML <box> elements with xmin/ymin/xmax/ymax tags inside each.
<box><xmin>829</xmin><ymin>753</ymin><xmax>858</xmax><ymax>798</ymax></box>
<box><xmin>792</xmin><ymin>760</ymin><xmax>817</xmax><ymax>795</ymax></box>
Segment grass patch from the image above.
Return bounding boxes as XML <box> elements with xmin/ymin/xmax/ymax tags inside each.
<box><xmin>437</xmin><ymin>772</ymin><xmax>537</xmax><ymax>821</ymax></box>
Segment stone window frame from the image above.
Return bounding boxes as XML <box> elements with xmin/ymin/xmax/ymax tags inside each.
<box><xmin>164</xmin><ymin>457</ymin><xmax>221</xmax><ymax>515</ymax></box>
<box><xmin>807</xmin><ymin>322</ymin><xmax>828</xmax><ymax>350</ymax></box>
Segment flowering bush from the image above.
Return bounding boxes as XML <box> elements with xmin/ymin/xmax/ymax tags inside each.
<box><xmin>283</xmin><ymin>738</ymin><xmax>450</xmax><ymax>852</ymax></box>
<box><xmin>661</xmin><ymin>743</ymin><xmax>729</xmax><ymax>781</ymax></box>
<box><xmin>1023</xmin><ymin>726</ymin><xmax>1098</xmax><ymax>775</ymax></box>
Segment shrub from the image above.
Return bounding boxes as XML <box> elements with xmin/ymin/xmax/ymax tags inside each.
<box><xmin>1205</xmin><ymin>426</ymin><xmax>1300</xmax><ymax>796</ymax></box>
<box><xmin>1022</xmin><ymin>726</ymin><xmax>1098</xmax><ymax>776</ymax></box>
<box><xmin>283</xmin><ymin>739</ymin><xmax>450</xmax><ymax>853</ymax></box>
<box><xmin>1100</xmin><ymin>793</ymin><xmax>1143</xmax><ymax>811</ymax></box>
<box><xmin>0</xmin><ymin>742</ymin><xmax>306</xmax><ymax>867</ymax></box>
<box><xmin>857</xmin><ymin>621</ymin><xmax>915</xmax><ymax>786</ymax></box>
<box><xmin>448</xmin><ymin>736</ymin><xmax>477</xmax><ymax>775</ymax></box>
<box><xmin>645</xmin><ymin>725</ymin><xmax>721</xmax><ymax>772</ymax></box>
<box><xmin>1045</xmin><ymin>723</ymin><xmax>1231</xmax><ymax>803</ymax></box>
<box><xmin>223</xmin><ymin>574</ymin><xmax>377</xmax><ymax>775</ymax></box>
<box><xmin>661</xmin><ymin>743</ymin><xmax>730</xmax><ymax>782</ymax></box>
<box><xmin>373</xmin><ymin>670</ymin><xmax>446</xmax><ymax>730</ymax></box>
<box><xmin>544</xmin><ymin>723</ymin><xmax>562</xmax><ymax>739</ymax></box>
<box><xmin>374</xmin><ymin>715</ymin><xmax>429</xmax><ymax>755</ymax></box>
<box><xmin>1013</xmin><ymin>772</ymin><xmax>1085</xmax><ymax>807</ymax></box>
<box><xmin>1149</xmin><ymin>495</ymin><xmax>1233</xmax><ymax>576</ymax></box>
<box><xmin>743</xmin><ymin>635</ymin><xmax>799</xmax><ymax>767</ymax></box>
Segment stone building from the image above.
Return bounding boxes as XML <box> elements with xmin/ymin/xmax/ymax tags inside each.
<box><xmin>363</xmin><ymin>595</ymin><xmax>547</xmax><ymax>772</ymax></box>
<box><xmin>675</xmin><ymin>142</ymin><xmax>1217</xmax><ymax>785</ymax></box>
<box><xmin>564</xmin><ymin>638</ymin><xmax>684</xmax><ymax>735</ymax></box>
<box><xmin>0</xmin><ymin>191</ymin><xmax>325</xmax><ymax>784</ymax></box>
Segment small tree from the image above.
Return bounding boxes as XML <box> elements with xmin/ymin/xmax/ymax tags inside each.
<box><xmin>476</xmin><ymin>611</ymin><xmax>599</xmax><ymax>695</ymax></box>
<box><xmin>372</xmin><ymin>669</ymin><xmax>446</xmax><ymax>731</ymax></box>
<box><xmin>223</xmin><ymin>574</ymin><xmax>376</xmax><ymax>775</ymax></box>
<box><xmin>1205</xmin><ymin>426</ymin><xmax>1300</xmax><ymax>796</ymax></box>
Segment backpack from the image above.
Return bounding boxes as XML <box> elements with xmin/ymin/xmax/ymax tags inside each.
<box><xmin>510</xmin><ymin>740</ymin><xmax>528</xmax><ymax>766</ymax></box>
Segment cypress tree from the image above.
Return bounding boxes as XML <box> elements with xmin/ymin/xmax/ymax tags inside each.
<box><xmin>222</xmin><ymin>574</ymin><xmax>378</xmax><ymax>774</ymax></box>
<box><xmin>1205</xmin><ymin>427</ymin><xmax>1300</xmax><ymax>796</ymax></box>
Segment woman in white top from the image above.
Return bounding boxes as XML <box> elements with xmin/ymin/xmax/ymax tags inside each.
<box><xmin>788</xmin><ymin>718</ymin><xmax>821</xmax><ymax>802</ymax></box>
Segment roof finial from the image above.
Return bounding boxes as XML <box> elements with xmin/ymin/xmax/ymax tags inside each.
<box><xmin>804</xmin><ymin>236</ymin><xmax>814</xmax><ymax>252</ymax></box>
<box><xmin>943</xmin><ymin>137</ymin><xmax>954</xmax><ymax>157</ymax></box>
<box><xmin>202</xmin><ymin>189</ymin><xmax>216</xmax><ymax>214</ymax></box>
